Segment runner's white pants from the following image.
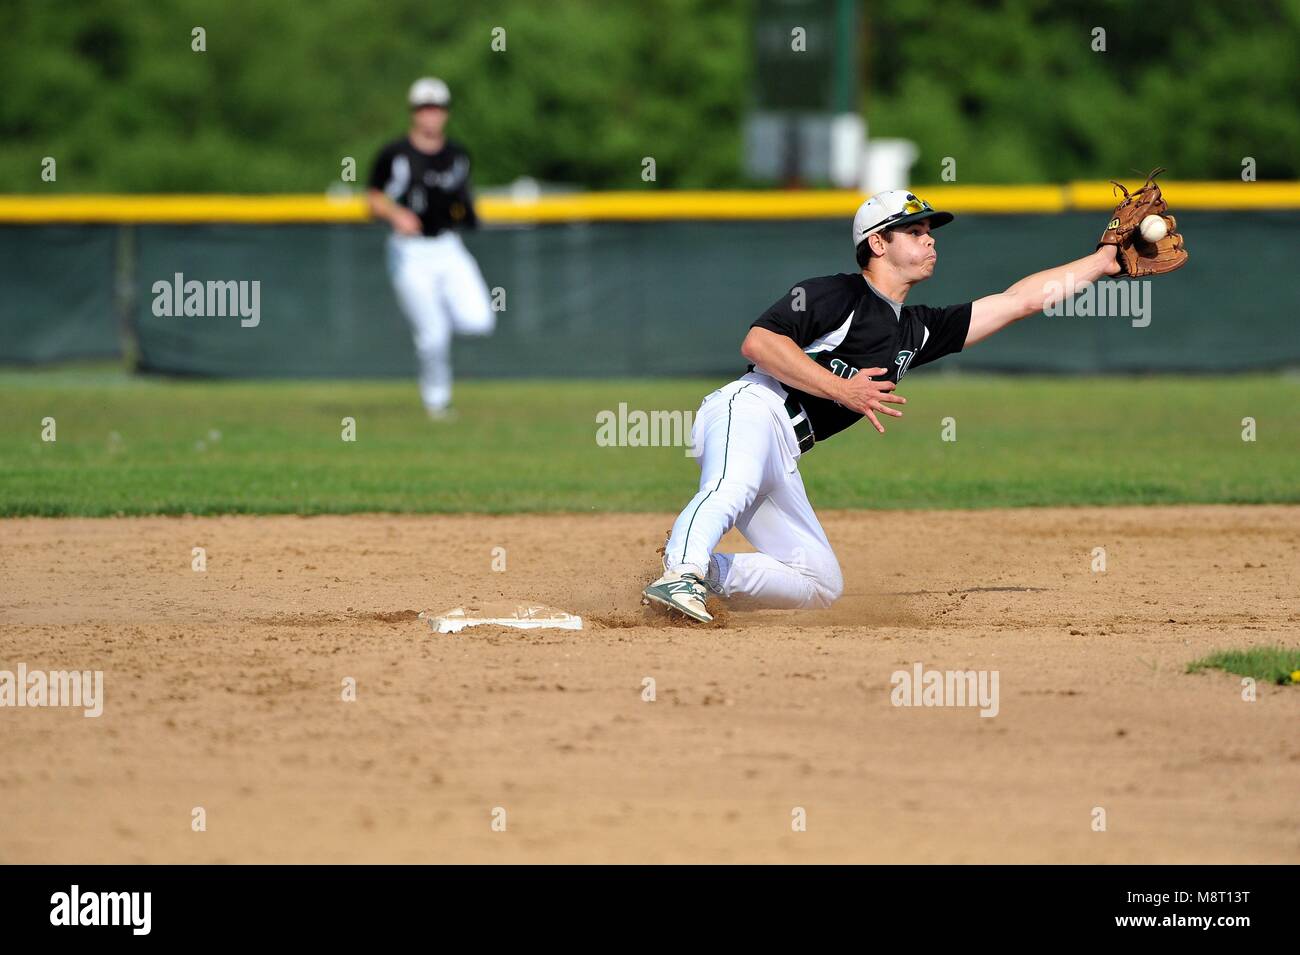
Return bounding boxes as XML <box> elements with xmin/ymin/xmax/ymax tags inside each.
<box><xmin>665</xmin><ymin>375</ymin><xmax>843</xmax><ymax>609</ymax></box>
<box><xmin>386</xmin><ymin>232</ymin><xmax>494</xmax><ymax>411</ymax></box>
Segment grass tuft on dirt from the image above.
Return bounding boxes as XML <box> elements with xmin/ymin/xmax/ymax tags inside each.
<box><xmin>1186</xmin><ymin>646</ymin><xmax>1300</xmax><ymax>685</ymax></box>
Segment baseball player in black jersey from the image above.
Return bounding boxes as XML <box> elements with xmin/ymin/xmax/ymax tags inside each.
<box><xmin>367</xmin><ymin>77</ymin><xmax>493</xmax><ymax>419</ymax></box>
<box><xmin>643</xmin><ymin>189</ymin><xmax>1123</xmax><ymax>622</ymax></box>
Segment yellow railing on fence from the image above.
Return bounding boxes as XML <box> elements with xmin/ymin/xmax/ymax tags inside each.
<box><xmin>0</xmin><ymin>182</ymin><xmax>1296</xmax><ymax>224</ymax></box>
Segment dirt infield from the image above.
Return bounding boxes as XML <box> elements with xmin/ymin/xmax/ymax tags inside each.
<box><xmin>1</xmin><ymin>506</ymin><xmax>1297</xmax><ymax>864</ymax></box>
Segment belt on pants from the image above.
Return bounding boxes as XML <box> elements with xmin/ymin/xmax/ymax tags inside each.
<box><xmin>783</xmin><ymin>393</ymin><xmax>816</xmax><ymax>453</ymax></box>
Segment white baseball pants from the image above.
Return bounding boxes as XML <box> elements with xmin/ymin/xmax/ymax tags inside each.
<box><xmin>665</xmin><ymin>375</ymin><xmax>843</xmax><ymax>610</ymax></box>
<box><xmin>386</xmin><ymin>232</ymin><xmax>494</xmax><ymax>412</ymax></box>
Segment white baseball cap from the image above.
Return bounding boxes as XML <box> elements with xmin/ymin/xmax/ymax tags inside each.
<box><xmin>852</xmin><ymin>190</ymin><xmax>954</xmax><ymax>249</ymax></box>
<box><xmin>408</xmin><ymin>77</ymin><xmax>451</xmax><ymax>109</ymax></box>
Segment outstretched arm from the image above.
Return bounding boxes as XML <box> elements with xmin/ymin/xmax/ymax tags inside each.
<box><xmin>966</xmin><ymin>245</ymin><xmax>1121</xmax><ymax>347</ymax></box>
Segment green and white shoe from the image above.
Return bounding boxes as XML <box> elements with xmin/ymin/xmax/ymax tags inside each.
<box><xmin>642</xmin><ymin>571</ymin><xmax>713</xmax><ymax>623</ymax></box>
<box><xmin>660</xmin><ymin>539</ymin><xmax>725</xmax><ymax>597</ymax></box>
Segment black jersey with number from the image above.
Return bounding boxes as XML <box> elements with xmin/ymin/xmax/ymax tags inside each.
<box><xmin>367</xmin><ymin>138</ymin><xmax>478</xmax><ymax>236</ymax></box>
<box><xmin>749</xmin><ymin>272</ymin><xmax>972</xmax><ymax>444</ymax></box>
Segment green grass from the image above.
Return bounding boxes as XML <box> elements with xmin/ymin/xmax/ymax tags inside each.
<box><xmin>1187</xmin><ymin>647</ymin><xmax>1300</xmax><ymax>685</ymax></box>
<box><xmin>0</xmin><ymin>367</ymin><xmax>1297</xmax><ymax>516</ymax></box>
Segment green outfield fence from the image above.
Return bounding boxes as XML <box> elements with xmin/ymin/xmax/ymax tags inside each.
<box><xmin>2</xmin><ymin>190</ymin><xmax>1298</xmax><ymax>376</ymax></box>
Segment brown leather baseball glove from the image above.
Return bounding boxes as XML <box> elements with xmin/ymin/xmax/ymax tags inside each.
<box><xmin>1097</xmin><ymin>168</ymin><xmax>1188</xmax><ymax>276</ymax></box>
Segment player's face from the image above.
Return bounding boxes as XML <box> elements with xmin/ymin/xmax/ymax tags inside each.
<box><xmin>411</xmin><ymin>105</ymin><xmax>449</xmax><ymax>138</ymax></box>
<box><xmin>888</xmin><ymin>220</ymin><xmax>937</xmax><ymax>280</ymax></box>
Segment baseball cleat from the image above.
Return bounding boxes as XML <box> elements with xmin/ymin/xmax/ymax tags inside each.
<box><xmin>642</xmin><ymin>571</ymin><xmax>713</xmax><ymax>623</ymax></box>
<box><xmin>659</xmin><ymin>534</ymin><xmax>725</xmax><ymax>597</ymax></box>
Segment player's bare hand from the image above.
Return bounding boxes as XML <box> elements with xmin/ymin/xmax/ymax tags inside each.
<box><xmin>837</xmin><ymin>368</ymin><xmax>906</xmax><ymax>434</ymax></box>
<box><xmin>1096</xmin><ymin>244</ymin><xmax>1122</xmax><ymax>276</ymax></box>
<box><xmin>393</xmin><ymin>209</ymin><xmax>422</xmax><ymax>235</ymax></box>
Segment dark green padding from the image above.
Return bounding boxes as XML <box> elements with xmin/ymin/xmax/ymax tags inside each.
<box><xmin>3</xmin><ymin>213</ymin><xmax>1296</xmax><ymax>375</ymax></box>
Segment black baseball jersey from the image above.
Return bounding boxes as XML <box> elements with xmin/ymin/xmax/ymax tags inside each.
<box><xmin>750</xmin><ymin>272</ymin><xmax>971</xmax><ymax>444</ymax></box>
<box><xmin>367</xmin><ymin>138</ymin><xmax>478</xmax><ymax>236</ymax></box>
